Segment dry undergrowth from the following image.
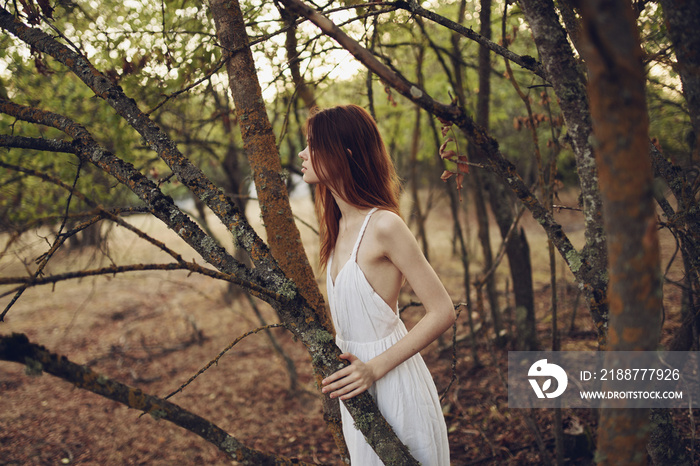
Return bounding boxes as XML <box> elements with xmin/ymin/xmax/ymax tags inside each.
<box><xmin>1</xmin><ymin>193</ymin><xmax>696</xmax><ymax>464</ymax></box>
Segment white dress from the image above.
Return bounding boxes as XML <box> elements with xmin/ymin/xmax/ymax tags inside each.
<box><xmin>326</xmin><ymin>208</ymin><xmax>450</xmax><ymax>466</ymax></box>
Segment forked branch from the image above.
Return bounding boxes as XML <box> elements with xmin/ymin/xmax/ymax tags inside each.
<box><xmin>0</xmin><ymin>333</ymin><xmax>311</xmax><ymax>466</ymax></box>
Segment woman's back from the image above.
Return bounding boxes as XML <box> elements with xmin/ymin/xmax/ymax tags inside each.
<box><xmin>326</xmin><ymin>208</ymin><xmax>450</xmax><ymax>465</ymax></box>
<box><xmin>301</xmin><ymin>104</ymin><xmax>453</xmax><ymax>465</ymax></box>
<box><xmin>329</xmin><ymin>208</ymin><xmax>404</xmax><ymax>311</ymax></box>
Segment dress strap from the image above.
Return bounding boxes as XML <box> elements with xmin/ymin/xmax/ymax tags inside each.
<box><xmin>350</xmin><ymin>207</ymin><xmax>379</xmax><ymax>262</ymax></box>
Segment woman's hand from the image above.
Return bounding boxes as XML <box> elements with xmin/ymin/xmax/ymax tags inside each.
<box><xmin>321</xmin><ymin>353</ymin><xmax>377</xmax><ymax>401</ymax></box>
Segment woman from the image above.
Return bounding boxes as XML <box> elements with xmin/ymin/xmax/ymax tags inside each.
<box><xmin>299</xmin><ymin>104</ymin><xmax>454</xmax><ymax>465</ymax></box>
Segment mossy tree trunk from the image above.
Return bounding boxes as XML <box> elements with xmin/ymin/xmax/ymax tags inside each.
<box><xmin>0</xmin><ymin>6</ymin><xmax>420</xmax><ymax>464</ymax></box>
<box><xmin>575</xmin><ymin>1</ymin><xmax>663</xmax><ymax>464</ymax></box>
<box><xmin>519</xmin><ymin>0</ymin><xmax>609</xmax><ymax>347</ymax></box>
<box><xmin>207</xmin><ymin>0</ymin><xmax>347</xmax><ymax>457</ymax></box>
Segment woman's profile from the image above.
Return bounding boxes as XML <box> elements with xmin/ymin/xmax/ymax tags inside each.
<box><xmin>299</xmin><ymin>104</ymin><xmax>454</xmax><ymax>465</ymax></box>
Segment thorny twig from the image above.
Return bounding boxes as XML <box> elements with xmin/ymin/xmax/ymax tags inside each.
<box><xmin>1</xmin><ymin>159</ymin><xmax>84</xmax><ymax>320</ymax></box>
<box><xmin>164</xmin><ymin>323</ymin><xmax>288</xmax><ymax>400</ymax></box>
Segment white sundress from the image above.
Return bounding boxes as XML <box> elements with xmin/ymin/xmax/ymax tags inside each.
<box><xmin>326</xmin><ymin>207</ymin><xmax>450</xmax><ymax>466</ymax></box>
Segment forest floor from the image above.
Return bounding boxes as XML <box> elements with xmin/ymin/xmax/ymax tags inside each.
<box><xmin>0</xmin><ymin>189</ymin><xmax>697</xmax><ymax>465</ymax></box>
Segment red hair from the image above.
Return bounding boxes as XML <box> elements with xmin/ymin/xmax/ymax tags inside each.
<box><xmin>305</xmin><ymin>104</ymin><xmax>401</xmax><ymax>268</ymax></box>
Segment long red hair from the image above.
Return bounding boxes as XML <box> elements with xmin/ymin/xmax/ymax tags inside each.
<box><xmin>305</xmin><ymin>104</ymin><xmax>401</xmax><ymax>268</ymax></box>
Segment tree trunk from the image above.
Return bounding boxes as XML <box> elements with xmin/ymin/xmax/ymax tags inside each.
<box><xmin>409</xmin><ymin>102</ymin><xmax>430</xmax><ymax>259</ymax></box>
<box><xmin>0</xmin><ymin>6</ymin><xmax>421</xmax><ymax>463</ymax></box>
<box><xmin>495</xmin><ymin>211</ymin><xmax>536</xmax><ymax>351</ymax></box>
<box><xmin>407</xmin><ymin>44</ymin><xmax>430</xmax><ymax>258</ymax></box>
<box><xmin>452</xmin><ymin>0</ymin><xmax>504</xmax><ymax>343</ymax></box>
<box><xmin>280</xmin><ymin>5</ymin><xmax>316</xmax><ymax>110</ymax></box>
<box><xmin>520</xmin><ymin>0</ymin><xmax>609</xmax><ymax>347</ymax></box>
<box><xmin>208</xmin><ymin>0</ymin><xmax>329</xmax><ymax>328</ymax></box>
<box><xmin>474</xmin><ymin>0</ymin><xmax>506</xmax><ymax>345</ymax></box>
<box><xmin>659</xmin><ymin>0</ymin><xmax>700</xmax><ymax>162</ymax></box>
<box><xmin>207</xmin><ymin>0</ymin><xmax>346</xmax><ymax>458</ymax></box>
<box><xmin>576</xmin><ymin>1</ymin><xmax>663</xmax><ymax>464</ymax></box>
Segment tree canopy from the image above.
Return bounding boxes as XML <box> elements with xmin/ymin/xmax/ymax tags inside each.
<box><xmin>1</xmin><ymin>0</ymin><xmax>699</xmax><ymax>464</ymax></box>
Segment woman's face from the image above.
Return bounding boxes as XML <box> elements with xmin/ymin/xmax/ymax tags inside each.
<box><xmin>298</xmin><ymin>144</ymin><xmax>320</xmax><ymax>185</ymax></box>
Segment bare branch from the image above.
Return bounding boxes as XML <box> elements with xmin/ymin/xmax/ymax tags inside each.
<box><xmin>0</xmin><ymin>159</ymin><xmax>95</xmax><ymax>206</ymax></box>
<box><xmin>0</xmin><ymin>261</ymin><xmax>286</xmax><ymax>303</ymax></box>
<box><xmin>0</xmin><ymin>134</ymin><xmax>74</xmax><ymax>153</ymax></box>
<box><xmin>0</xmin><ymin>97</ymin><xmax>289</xmax><ymax>308</ymax></box>
<box><xmin>1</xmin><ymin>159</ymin><xmax>87</xmax><ymax>319</ymax></box>
<box><xmin>0</xmin><ymin>333</ymin><xmax>311</xmax><ymax>466</ymax></box>
<box><xmin>393</xmin><ymin>1</ymin><xmax>547</xmax><ymax>79</ymax></box>
<box><xmin>164</xmin><ymin>323</ymin><xmax>287</xmax><ymax>400</ymax></box>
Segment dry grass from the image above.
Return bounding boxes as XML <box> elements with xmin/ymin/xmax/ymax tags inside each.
<box><xmin>0</xmin><ymin>188</ymin><xmax>694</xmax><ymax>464</ymax></box>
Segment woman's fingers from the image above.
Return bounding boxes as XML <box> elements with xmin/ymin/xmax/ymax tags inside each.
<box><xmin>322</xmin><ymin>370</ymin><xmax>358</xmax><ymax>393</ymax></box>
<box><xmin>322</xmin><ymin>366</ymin><xmax>350</xmax><ymax>386</ymax></box>
<box><xmin>339</xmin><ymin>352</ymin><xmax>358</xmax><ymax>362</ymax></box>
<box><xmin>320</xmin><ymin>352</ymin><xmax>373</xmax><ymax>400</ymax></box>
<box><xmin>340</xmin><ymin>386</ymin><xmax>367</xmax><ymax>401</ymax></box>
<box><xmin>330</xmin><ymin>380</ymin><xmax>363</xmax><ymax>399</ymax></box>
<box><xmin>321</xmin><ymin>353</ymin><xmax>359</xmax><ymax>386</ymax></box>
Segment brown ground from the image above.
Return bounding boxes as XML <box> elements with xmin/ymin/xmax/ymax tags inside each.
<box><xmin>0</xmin><ymin>191</ymin><xmax>697</xmax><ymax>465</ymax></box>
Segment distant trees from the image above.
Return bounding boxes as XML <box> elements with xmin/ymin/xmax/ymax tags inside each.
<box><xmin>2</xmin><ymin>0</ymin><xmax>699</xmax><ymax>463</ymax></box>
<box><xmin>0</xmin><ymin>1</ymin><xmax>418</xmax><ymax>462</ymax></box>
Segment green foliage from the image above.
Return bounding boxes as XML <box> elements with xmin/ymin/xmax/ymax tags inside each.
<box><xmin>638</xmin><ymin>2</ymin><xmax>693</xmax><ymax>164</ymax></box>
<box><xmin>0</xmin><ymin>0</ymin><xmax>693</xmax><ymax>233</ymax></box>
<box><xmin>0</xmin><ymin>0</ymin><xmax>250</xmax><ymax>232</ymax></box>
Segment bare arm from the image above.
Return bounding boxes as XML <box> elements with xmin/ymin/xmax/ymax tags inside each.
<box><xmin>322</xmin><ymin>212</ymin><xmax>455</xmax><ymax>400</ymax></box>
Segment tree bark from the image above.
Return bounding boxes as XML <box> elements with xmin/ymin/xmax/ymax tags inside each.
<box><xmin>409</xmin><ymin>102</ymin><xmax>430</xmax><ymax>259</ymax></box>
<box><xmin>0</xmin><ymin>333</ymin><xmax>309</xmax><ymax>466</ymax></box>
<box><xmin>207</xmin><ymin>0</ymin><xmax>348</xmax><ymax>457</ymax></box>
<box><xmin>519</xmin><ymin>0</ymin><xmax>609</xmax><ymax>347</ymax></box>
<box><xmin>279</xmin><ymin>4</ymin><xmax>316</xmax><ymax>110</ymax></box>
<box><xmin>208</xmin><ymin>0</ymin><xmax>330</xmax><ymax>330</ymax></box>
<box><xmin>488</xmin><ymin>188</ymin><xmax>537</xmax><ymax>350</ymax></box>
<box><xmin>575</xmin><ymin>1</ymin><xmax>663</xmax><ymax>464</ymax></box>
<box><xmin>475</xmin><ymin>0</ymin><xmax>509</xmax><ymax>346</ymax></box>
<box><xmin>0</xmin><ymin>8</ymin><xmax>419</xmax><ymax>463</ymax></box>
<box><xmin>659</xmin><ymin>0</ymin><xmax>700</xmax><ymax>162</ymax></box>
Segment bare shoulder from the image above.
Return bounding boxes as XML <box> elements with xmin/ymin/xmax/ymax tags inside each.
<box><xmin>369</xmin><ymin>209</ymin><xmax>418</xmax><ymax>256</ymax></box>
<box><xmin>371</xmin><ymin>210</ymin><xmax>412</xmax><ymax>242</ymax></box>
<box><xmin>371</xmin><ymin>209</ymin><xmax>405</xmax><ymax>232</ymax></box>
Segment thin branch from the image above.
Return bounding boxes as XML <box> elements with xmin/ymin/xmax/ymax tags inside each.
<box><xmin>474</xmin><ymin>203</ymin><xmax>527</xmax><ymax>289</ymax></box>
<box><xmin>0</xmin><ymin>261</ymin><xmax>288</xmax><ymax>304</ymax></box>
<box><xmin>0</xmin><ymin>333</ymin><xmax>310</xmax><ymax>466</ymax></box>
<box><xmin>1</xmin><ymin>159</ymin><xmax>87</xmax><ymax>319</ymax></box>
<box><xmin>164</xmin><ymin>323</ymin><xmax>288</xmax><ymax>400</ymax></box>
<box><xmin>393</xmin><ymin>1</ymin><xmax>547</xmax><ymax>79</ymax></box>
<box><xmin>0</xmin><ymin>208</ymin><xmax>147</xmax><ymax>265</ymax></box>
<box><xmin>552</xmin><ymin>204</ymin><xmax>582</xmax><ymax>212</ymax></box>
<box><xmin>0</xmin><ymin>134</ymin><xmax>75</xmax><ymax>152</ymax></box>
<box><xmin>1</xmin><ymin>159</ymin><xmax>189</xmax><ymax>274</ymax></box>
<box><xmin>440</xmin><ymin>303</ymin><xmax>465</xmax><ymax>402</ymax></box>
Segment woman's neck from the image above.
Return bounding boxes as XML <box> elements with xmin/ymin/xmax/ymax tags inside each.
<box><xmin>331</xmin><ymin>191</ymin><xmax>372</xmax><ymax>226</ymax></box>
